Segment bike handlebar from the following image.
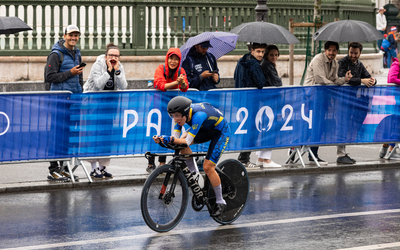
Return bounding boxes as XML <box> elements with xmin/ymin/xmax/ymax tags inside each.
<box><xmin>157</xmin><ymin>140</ymin><xmax>188</xmax><ymax>151</ymax></box>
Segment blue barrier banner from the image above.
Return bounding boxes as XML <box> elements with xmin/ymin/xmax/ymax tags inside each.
<box><xmin>0</xmin><ymin>86</ymin><xmax>399</xmax><ymax>162</ymax></box>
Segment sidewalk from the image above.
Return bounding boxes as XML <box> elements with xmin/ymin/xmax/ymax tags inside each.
<box><xmin>0</xmin><ymin>68</ymin><xmax>395</xmax><ymax>193</ymax></box>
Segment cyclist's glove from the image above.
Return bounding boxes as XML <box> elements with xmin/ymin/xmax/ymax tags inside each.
<box><xmin>161</xmin><ymin>135</ymin><xmax>171</xmax><ymax>144</ymax></box>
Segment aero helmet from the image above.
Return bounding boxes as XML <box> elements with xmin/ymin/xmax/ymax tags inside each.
<box><xmin>167</xmin><ymin>96</ymin><xmax>192</xmax><ymax>118</ymax></box>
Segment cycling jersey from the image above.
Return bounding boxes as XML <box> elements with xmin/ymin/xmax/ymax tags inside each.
<box><xmin>172</xmin><ymin>102</ymin><xmax>230</xmax><ymax>164</ymax></box>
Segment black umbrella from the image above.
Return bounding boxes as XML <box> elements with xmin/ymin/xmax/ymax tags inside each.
<box><xmin>312</xmin><ymin>19</ymin><xmax>384</xmax><ymax>42</ymax></box>
<box><xmin>230</xmin><ymin>21</ymin><xmax>300</xmax><ymax>44</ymax></box>
<box><xmin>0</xmin><ymin>16</ymin><xmax>32</xmax><ymax>35</ymax></box>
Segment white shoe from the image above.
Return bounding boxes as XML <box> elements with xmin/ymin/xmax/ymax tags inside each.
<box><xmin>263</xmin><ymin>161</ymin><xmax>281</xmax><ymax>168</ymax></box>
<box><xmin>255</xmin><ymin>160</ymin><xmax>263</xmax><ymax>167</ymax></box>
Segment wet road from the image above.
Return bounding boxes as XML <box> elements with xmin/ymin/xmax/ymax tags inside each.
<box><xmin>1</xmin><ymin>169</ymin><xmax>400</xmax><ymax>250</ymax></box>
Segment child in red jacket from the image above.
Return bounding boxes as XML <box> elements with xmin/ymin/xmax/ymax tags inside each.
<box><xmin>153</xmin><ymin>48</ymin><xmax>189</xmax><ymax>92</ymax></box>
<box><xmin>146</xmin><ymin>48</ymin><xmax>189</xmax><ymax>173</ymax></box>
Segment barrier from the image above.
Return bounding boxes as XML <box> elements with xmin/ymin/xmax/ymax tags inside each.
<box><xmin>1</xmin><ymin>85</ymin><xmax>400</xmax><ymax>171</ymax></box>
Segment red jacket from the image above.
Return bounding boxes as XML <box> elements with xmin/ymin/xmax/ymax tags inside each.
<box><xmin>154</xmin><ymin>48</ymin><xmax>189</xmax><ymax>92</ymax></box>
<box><xmin>388</xmin><ymin>58</ymin><xmax>400</xmax><ymax>85</ymax></box>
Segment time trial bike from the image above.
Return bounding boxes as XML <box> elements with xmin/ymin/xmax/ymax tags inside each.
<box><xmin>140</xmin><ymin>141</ymin><xmax>249</xmax><ymax>232</ymax></box>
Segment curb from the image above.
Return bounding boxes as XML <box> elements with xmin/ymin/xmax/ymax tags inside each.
<box><xmin>1</xmin><ymin>161</ymin><xmax>399</xmax><ymax>194</ymax></box>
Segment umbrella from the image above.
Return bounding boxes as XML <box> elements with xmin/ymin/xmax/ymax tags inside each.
<box><xmin>0</xmin><ymin>16</ymin><xmax>32</xmax><ymax>35</ymax></box>
<box><xmin>229</xmin><ymin>21</ymin><xmax>300</xmax><ymax>44</ymax></box>
<box><xmin>312</xmin><ymin>20</ymin><xmax>384</xmax><ymax>42</ymax></box>
<box><xmin>180</xmin><ymin>32</ymin><xmax>238</xmax><ymax>63</ymax></box>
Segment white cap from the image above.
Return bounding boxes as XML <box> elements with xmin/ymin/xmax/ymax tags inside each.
<box><xmin>65</xmin><ymin>25</ymin><xmax>80</xmax><ymax>35</ymax></box>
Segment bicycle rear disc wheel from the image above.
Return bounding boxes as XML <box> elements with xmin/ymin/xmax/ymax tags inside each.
<box><xmin>208</xmin><ymin>159</ymin><xmax>249</xmax><ymax>224</ymax></box>
<box><xmin>141</xmin><ymin>164</ymin><xmax>188</xmax><ymax>232</ymax></box>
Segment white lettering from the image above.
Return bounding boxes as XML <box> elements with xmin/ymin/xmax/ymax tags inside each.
<box><xmin>234</xmin><ymin>107</ymin><xmax>248</xmax><ymax>134</ymax></box>
<box><xmin>123</xmin><ymin>110</ymin><xmax>138</xmax><ymax>138</ymax></box>
<box><xmin>146</xmin><ymin>109</ymin><xmax>162</xmax><ymax>136</ymax></box>
<box><xmin>281</xmin><ymin>104</ymin><xmax>294</xmax><ymax>131</ymax></box>
<box><xmin>0</xmin><ymin>112</ymin><xmax>10</xmax><ymax>136</ymax></box>
<box><xmin>301</xmin><ymin>103</ymin><xmax>313</xmax><ymax>129</ymax></box>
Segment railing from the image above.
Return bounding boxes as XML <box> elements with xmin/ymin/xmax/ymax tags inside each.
<box><xmin>0</xmin><ymin>0</ymin><xmax>377</xmax><ymax>56</ymax></box>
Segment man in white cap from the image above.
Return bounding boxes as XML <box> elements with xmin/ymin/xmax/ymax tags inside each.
<box><xmin>45</xmin><ymin>25</ymin><xmax>85</xmax><ymax>182</ymax></box>
<box><xmin>376</xmin><ymin>7</ymin><xmax>387</xmax><ymax>50</ymax></box>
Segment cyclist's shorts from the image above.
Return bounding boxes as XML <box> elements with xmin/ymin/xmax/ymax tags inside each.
<box><xmin>192</xmin><ymin>119</ymin><xmax>230</xmax><ymax>165</ymax></box>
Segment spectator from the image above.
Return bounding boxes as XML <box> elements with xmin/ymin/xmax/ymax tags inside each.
<box><xmin>154</xmin><ymin>48</ymin><xmax>189</xmax><ymax>92</ymax></box>
<box><xmin>147</xmin><ymin>48</ymin><xmax>189</xmax><ymax>173</ymax></box>
<box><xmin>387</xmin><ymin>26</ymin><xmax>398</xmax><ymax>68</ymax></box>
<box><xmin>234</xmin><ymin>43</ymin><xmax>265</xmax><ymax>89</ymax></box>
<box><xmin>304</xmin><ymin>41</ymin><xmax>352</xmax><ymax>165</ymax></box>
<box><xmin>83</xmin><ymin>43</ymin><xmax>127</xmax><ymax>178</ymax></box>
<box><xmin>181</xmin><ymin>41</ymin><xmax>220</xmax><ymax>91</ymax></box>
<box><xmin>262</xmin><ymin>45</ymin><xmax>283</xmax><ymax>87</ymax></box>
<box><xmin>379</xmin><ymin>52</ymin><xmax>400</xmax><ymax>158</ymax></box>
<box><xmin>253</xmin><ymin>44</ymin><xmax>283</xmax><ymax>168</ymax></box>
<box><xmin>233</xmin><ymin>43</ymin><xmax>280</xmax><ymax>168</ymax></box>
<box><xmin>338</xmin><ymin>42</ymin><xmax>376</xmax><ymax>87</ymax></box>
<box><xmin>45</xmin><ymin>24</ymin><xmax>85</xmax><ymax>182</ymax></box>
<box><xmin>336</xmin><ymin>42</ymin><xmax>376</xmax><ymax>164</ymax></box>
<box><xmin>376</xmin><ymin>7</ymin><xmax>387</xmax><ymax>51</ymax></box>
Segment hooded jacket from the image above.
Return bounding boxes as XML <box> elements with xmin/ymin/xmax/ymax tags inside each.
<box><xmin>46</xmin><ymin>40</ymin><xmax>82</xmax><ymax>93</ymax></box>
<box><xmin>388</xmin><ymin>58</ymin><xmax>400</xmax><ymax>85</ymax></box>
<box><xmin>83</xmin><ymin>54</ymin><xmax>128</xmax><ymax>92</ymax></box>
<box><xmin>234</xmin><ymin>53</ymin><xmax>265</xmax><ymax>89</ymax></box>
<box><xmin>154</xmin><ymin>48</ymin><xmax>189</xmax><ymax>92</ymax></box>
<box><xmin>182</xmin><ymin>46</ymin><xmax>219</xmax><ymax>91</ymax></box>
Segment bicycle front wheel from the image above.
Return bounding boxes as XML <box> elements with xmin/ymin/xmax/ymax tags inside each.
<box><xmin>140</xmin><ymin>164</ymin><xmax>189</xmax><ymax>232</ymax></box>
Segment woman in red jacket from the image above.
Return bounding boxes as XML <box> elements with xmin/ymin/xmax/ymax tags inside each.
<box><xmin>147</xmin><ymin>48</ymin><xmax>189</xmax><ymax>173</ymax></box>
<box><xmin>153</xmin><ymin>48</ymin><xmax>189</xmax><ymax>91</ymax></box>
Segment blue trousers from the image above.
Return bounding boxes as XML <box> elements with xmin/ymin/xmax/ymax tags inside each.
<box><xmin>387</xmin><ymin>49</ymin><xmax>397</xmax><ymax>68</ymax></box>
<box><xmin>377</xmin><ymin>30</ymin><xmax>385</xmax><ymax>50</ymax></box>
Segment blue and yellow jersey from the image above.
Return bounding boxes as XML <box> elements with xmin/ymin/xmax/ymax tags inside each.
<box><xmin>173</xmin><ymin>102</ymin><xmax>225</xmax><ymax>140</ymax></box>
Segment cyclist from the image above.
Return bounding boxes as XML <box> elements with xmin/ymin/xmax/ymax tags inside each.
<box><xmin>153</xmin><ymin>96</ymin><xmax>230</xmax><ymax>217</ymax></box>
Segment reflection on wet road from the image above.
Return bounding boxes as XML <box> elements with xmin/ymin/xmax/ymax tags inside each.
<box><xmin>1</xmin><ymin>169</ymin><xmax>400</xmax><ymax>249</ymax></box>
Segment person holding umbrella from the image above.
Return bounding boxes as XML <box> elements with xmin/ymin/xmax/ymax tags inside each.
<box><xmin>233</xmin><ymin>43</ymin><xmax>281</xmax><ymax>168</ymax></box>
<box><xmin>181</xmin><ymin>41</ymin><xmax>220</xmax><ymax>91</ymax></box>
<box><xmin>304</xmin><ymin>41</ymin><xmax>352</xmax><ymax>165</ymax></box>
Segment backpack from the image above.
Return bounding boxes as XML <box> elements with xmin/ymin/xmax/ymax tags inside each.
<box><xmin>44</xmin><ymin>50</ymin><xmax>64</xmax><ymax>91</ymax></box>
<box><xmin>382</xmin><ymin>38</ymin><xmax>390</xmax><ymax>51</ymax></box>
<box><xmin>44</xmin><ymin>50</ymin><xmax>81</xmax><ymax>91</ymax></box>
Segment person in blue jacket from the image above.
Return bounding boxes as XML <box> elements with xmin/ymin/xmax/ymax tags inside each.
<box><xmin>181</xmin><ymin>41</ymin><xmax>220</xmax><ymax>91</ymax></box>
<box><xmin>45</xmin><ymin>25</ymin><xmax>85</xmax><ymax>182</ymax></box>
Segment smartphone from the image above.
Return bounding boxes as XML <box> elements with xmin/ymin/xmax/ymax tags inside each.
<box><xmin>211</xmin><ymin>70</ymin><xmax>218</xmax><ymax>73</ymax></box>
<box><xmin>78</xmin><ymin>62</ymin><xmax>86</xmax><ymax>68</ymax></box>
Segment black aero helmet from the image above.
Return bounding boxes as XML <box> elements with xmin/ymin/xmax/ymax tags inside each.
<box><xmin>167</xmin><ymin>96</ymin><xmax>192</xmax><ymax>117</ymax></box>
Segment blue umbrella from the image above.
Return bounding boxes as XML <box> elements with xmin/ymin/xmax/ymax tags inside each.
<box><xmin>180</xmin><ymin>32</ymin><xmax>238</xmax><ymax>63</ymax></box>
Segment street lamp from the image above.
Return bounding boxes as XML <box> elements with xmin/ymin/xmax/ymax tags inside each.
<box><xmin>255</xmin><ymin>0</ymin><xmax>269</xmax><ymax>22</ymax></box>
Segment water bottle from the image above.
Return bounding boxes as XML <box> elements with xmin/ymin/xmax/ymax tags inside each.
<box><xmin>147</xmin><ymin>80</ymin><xmax>153</xmax><ymax>89</ymax></box>
<box><xmin>193</xmin><ymin>171</ymin><xmax>204</xmax><ymax>189</ymax></box>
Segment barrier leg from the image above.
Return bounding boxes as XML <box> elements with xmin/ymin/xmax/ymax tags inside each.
<box><xmin>285</xmin><ymin>146</ymin><xmax>307</xmax><ymax>168</ymax></box>
<box><xmin>285</xmin><ymin>147</ymin><xmax>299</xmax><ymax>164</ymax></box>
<box><xmin>296</xmin><ymin>147</ymin><xmax>306</xmax><ymax>168</ymax></box>
<box><xmin>386</xmin><ymin>143</ymin><xmax>400</xmax><ymax>160</ymax></box>
<box><xmin>66</xmin><ymin>159</ymin><xmax>75</xmax><ymax>183</ymax></box>
<box><xmin>78</xmin><ymin>159</ymin><xmax>93</xmax><ymax>183</ymax></box>
<box><xmin>307</xmin><ymin>146</ymin><xmax>321</xmax><ymax>167</ymax></box>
